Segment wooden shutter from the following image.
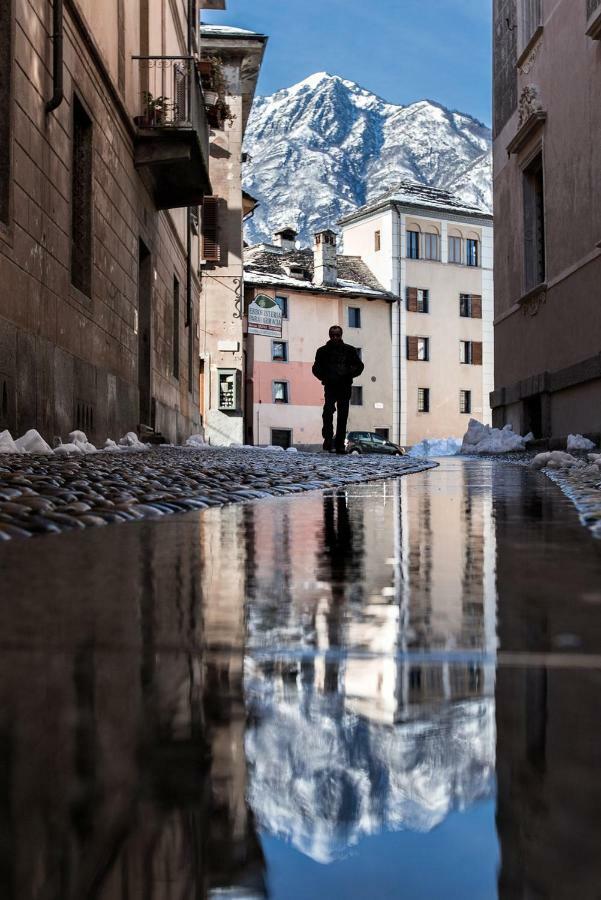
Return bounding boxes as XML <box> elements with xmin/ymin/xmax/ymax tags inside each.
<box><xmin>406</xmin><ymin>287</ymin><xmax>418</xmax><ymax>312</ymax></box>
<box><xmin>201</xmin><ymin>196</ymin><xmax>220</xmax><ymax>262</ymax></box>
<box><xmin>407</xmin><ymin>336</ymin><xmax>419</xmax><ymax>361</ymax></box>
<box><xmin>471</xmin><ymin>294</ymin><xmax>482</xmax><ymax>319</ymax></box>
<box><xmin>472</xmin><ymin>342</ymin><xmax>483</xmax><ymax>366</ymax></box>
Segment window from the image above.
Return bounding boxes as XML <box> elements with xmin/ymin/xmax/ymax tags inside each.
<box><xmin>173</xmin><ymin>276</ymin><xmax>180</xmax><ymax>379</ymax></box>
<box><xmin>460</xmin><ymin>390</ymin><xmax>472</xmax><ymax>414</ymax></box>
<box><xmin>406</xmin><ymin>288</ymin><xmax>429</xmax><ymax>313</ymax></box>
<box><xmin>407</xmin><ymin>230</ymin><xmax>420</xmax><ymax>259</ymax></box>
<box><xmin>523</xmin><ymin>152</ymin><xmax>546</xmax><ymax>291</ymax></box>
<box><xmin>374</xmin><ymin>230</ymin><xmax>381</xmax><ymax>251</ymax></box>
<box><xmin>348</xmin><ymin>307</ymin><xmax>361</xmax><ymax>328</ymax></box>
<box><xmin>374</xmin><ymin>428</ymin><xmax>390</xmax><ymax>440</ymax></box>
<box><xmin>350</xmin><ymin>386</ymin><xmax>363</xmax><ymax>406</ymax></box>
<box><xmin>520</xmin><ymin>0</ymin><xmax>542</xmax><ymax>52</ymax></box>
<box><xmin>272</xmin><ymin>340</ymin><xmax>288</xmax><ymax>361</ymax></box>
<box><xmin>218</xmin><ymin>370</ymin><xmax>237</xmax><ymax>410</ymax></box>
<box><xmin>466</xmin><ymin>239</ymin><xmax>480</xmax><ymax>267</ymax></box>
<box><xmin>448</xmin><ymin>236</ymin><xmax>462</xmax><ymax>264</ymax></box>
<box><xmin>201</xmin><ymin>195</ymin><xmax>220</xmax><ymax>262</ymax></box>
<box><xmin>459</xmin><ymin>294</ymin><xmax>482</xmax><ymax>318</ymax></box>
<box><xmin>271</xmin><ymin>428</ymin><xmax>292</xmax><ymax>448</ymax></box>
<box><xmin>418</xmin><ymin>388</ymin><xmax>430</xmax><ymax>413</ymax></box>
<box><xmin>273</xmin><ymin>381</ymin><xmax>289</xmax><ymax>403</ymax></box>
<box><xmin>423</xmin><ymin>232</ymin><xmax>440</xmax><ymax>261</ymax></box>
<box><xmin>407</xmin><ymin>336</ymin><xmax>430</xmax><ymax>361</ymax></box>
<box><xmin>460</xmin><ymin>341</ymin><xmax>483</xmax><ymax>365</ymax></box>
<box><xmin>0</xmin><ymin>0</ymin><xmax>12</xmax><ymax>225</ymax></box>
<box><xmin>71</xmin><ymin>96</ymin><xmax>93</xmax><ymax>295</ymax></box>
<box><xmin>275</xmin><ymin>295</ymin><xmax>288</xmax><ymax>318</ymax></box>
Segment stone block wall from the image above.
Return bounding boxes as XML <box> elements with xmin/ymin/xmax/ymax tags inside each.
<box><xmin>0</xmin><ymin>0</ymin><xmax>202</xmax><ymax>445</ymax></box>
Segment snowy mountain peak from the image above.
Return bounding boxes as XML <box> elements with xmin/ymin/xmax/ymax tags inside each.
<box><xmin>243</xmin><ymin>73</ymin><xmax>492</xmax><ymax>246</ymax></box>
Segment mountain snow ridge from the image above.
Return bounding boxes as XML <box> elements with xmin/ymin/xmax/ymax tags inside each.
<box><xmin>242</xmin><ymin>73</ymin><xmax>492</xmax><ymax>246</ymax></box>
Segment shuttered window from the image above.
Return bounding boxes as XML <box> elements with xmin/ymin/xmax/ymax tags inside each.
<box><xmin>201</xmin><ymin>196</ymin><xmax>220</xmax><ymax>262</ymax></box>
<box><xmin>460</xmin><ymin>341</ymin><xmax>483</xmax><ymax>365</ymax></box>
<box><xmin>459</xmin><ymin>294</ymin><xmax>482</xmax><ymax>318</ymax></box>
<box><xmin>407</xmin><ymin>336</ymin><xmax>429</xmax><ymax>361</ymax></box>
<box><xmin>406</xmin><ymin>288</ymin><xmax>429</xmax><ymax>313</ymax></box>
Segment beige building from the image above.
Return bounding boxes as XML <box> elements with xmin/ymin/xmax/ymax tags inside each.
<box><xmin>340</xmin><ymin>182</ymin><xmax>494</xmax><ymax>447</ymax></box>
<box><xmin>198</xmin><ymin>24</ymin><xmax>266</xmax><ymax>445</ymax></box>
<box><xmin>243</xmin><ymin>229</ymin><xmax>396</xmax><ymax>448</ymax></box>
<box><xmin>0</xmin><ymin>0</ymin><xmax>233</xmax><ymax>444</ymax></box>
<box><xmin>491</xmin><ymin>0</ymin><xmax>601</xmax><ymax>441</ymax></box>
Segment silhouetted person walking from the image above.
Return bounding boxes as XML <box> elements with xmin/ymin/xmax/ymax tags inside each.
<box><xmin>312</xmin><ymin>325</ymin><xmax>364</xmax><ymax>453</ymax></box>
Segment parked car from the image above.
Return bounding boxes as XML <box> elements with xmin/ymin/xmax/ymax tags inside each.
<box><xmin>345</xmin><ymin>432</ymin><xmax>406</xmax><ymax>456</ymax></box>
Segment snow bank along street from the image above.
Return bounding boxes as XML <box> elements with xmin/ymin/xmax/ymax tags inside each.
<box><xmin>0</xmin><ymin>445</ymin><xmax>435</xmax><ymax>542</ymax></box>
<box><xmin>530</xmin><ymin>446</ymin><xmax>601</xmax><ymax>538</ymax></box>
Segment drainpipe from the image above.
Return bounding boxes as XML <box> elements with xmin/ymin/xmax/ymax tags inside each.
<box><xmin>392</xmin><ymin>204</ymin><xmax>403</xmax><ymax>446</ymax></box>
<box><xmin>46</xmin><ymin>0</ymin><xmax>64</xmax><ymax>114</ymax></box>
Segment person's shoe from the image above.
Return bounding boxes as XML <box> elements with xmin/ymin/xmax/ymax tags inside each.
<box><xmin>335</xmin><ymin>447</ymin><xmax>346</xmax><ymax>455</ymax></box>
<box><xmin>322</xmin><ymin>440</ymin><xmax>333</xmax><ymax>452</ymax></box>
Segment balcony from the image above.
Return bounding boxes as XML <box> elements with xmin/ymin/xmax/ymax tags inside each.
<box><xmin>132</xmin><ymin>56</ymin><xmax>211</xmax><ymax>210</ymax></box>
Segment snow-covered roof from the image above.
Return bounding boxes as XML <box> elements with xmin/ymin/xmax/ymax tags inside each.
<box><xmin>339</xmin><ymin>180</ymin><xmax>493</xmax><ymax>225</ymax></box>
<box><xmin>200</xmin><ymin>24</ymin><xmax>267</xmax><ymax>39</ymax></box>
<box><xmin>243</xmin><ymin>245</ymin><xmax>396</xmax><ymax>301</ymax></box>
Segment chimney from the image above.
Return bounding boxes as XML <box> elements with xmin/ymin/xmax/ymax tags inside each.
<box><xmin>313</xmin><ymin>229</ymin><xmax>338</xmax><ymax>287</ymax></box>
<box><xmin>273</xmin><ymin>227</ymin><xmax>298</xmax><ymax>251</ymax></box>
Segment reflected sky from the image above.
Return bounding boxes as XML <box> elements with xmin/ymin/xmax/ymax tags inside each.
<box><xmin>1</xmin><ymin>459</ymin><xmax>601</xmax><ymax>897</ymax></box>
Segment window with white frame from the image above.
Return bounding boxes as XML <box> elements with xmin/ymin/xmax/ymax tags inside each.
<box><xmin>423</xmin><ymin>232</ymin><xmax>440</xmax><ymax>261</ymax></box>
<box><xmin>272</xmin><ymin>340</ymin><xmax>288</xmax><ymax>361</ymax></box>
<box><xmin>407</xmin><ymin>230</ymin><xmax>420</xmax><ymax>259</ymax></box>
<box><xmin>272</xmin><ymin>381</ymin><xmax>289</xmax><ymax>403</ymax></box>
<box><xmin>348</xmin><ymin>307</ymin><xmax>361</xmax><ymax>328</ymax></box>
<box><xmin>448</xmin><ymin>235</ymin><xmax>462</xmax><ymax>264</ymax></box>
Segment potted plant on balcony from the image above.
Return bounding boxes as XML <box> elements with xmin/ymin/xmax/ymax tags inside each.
<box><xmin>134</xmin><ymin>92</ymin><xmax>172</xmax><ymax>128</ymax></box>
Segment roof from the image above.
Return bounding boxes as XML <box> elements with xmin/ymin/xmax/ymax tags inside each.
<box><xmin>243</xmin><ymin>245</ymin><xmax>396</xmax><ymax>301</ymax></box>
<box><xmin>339</xmin><ymin>179</ymin><xmax>493</xmax><ymax>225</ymax></box>
<box><xmin>200</xmin><ymin>24</ymin><xmax>267</xmax><ymax>39</ymax></box>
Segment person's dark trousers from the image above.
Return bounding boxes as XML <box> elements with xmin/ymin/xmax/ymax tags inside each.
<box><xmin>322</xmin><ymin>382</ymin><xmax>351</xmax><ymax>451</ymax></box>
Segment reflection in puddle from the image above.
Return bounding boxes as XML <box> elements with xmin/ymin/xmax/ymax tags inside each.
<box><xmin>0</xmin><ymin>460</ymin><xmax>600</xmax><ymax>897</ymax></box>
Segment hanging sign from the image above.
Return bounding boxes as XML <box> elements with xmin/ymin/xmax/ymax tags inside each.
<box><xmin>248</xmin><ymin>294</ymin><xmax>283</xmax><ymax>338</ymax></box>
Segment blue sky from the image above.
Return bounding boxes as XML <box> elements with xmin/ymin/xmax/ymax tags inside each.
<box><xmin>202</xmin><ymin>0</ymin><xmax>493</xmax><ymax>126</ymax></box>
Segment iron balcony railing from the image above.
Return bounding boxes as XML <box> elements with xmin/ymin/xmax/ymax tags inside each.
<box><xmin>132</xmin><ymin>55</ymin><xmax>209</xmax><ymax>161</ymax></box>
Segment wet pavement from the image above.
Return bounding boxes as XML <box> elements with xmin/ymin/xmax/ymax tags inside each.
<box><xmin>1</xmin><ymin>458</ymin><xmax>601</xmax><ymax>898</ymax></box>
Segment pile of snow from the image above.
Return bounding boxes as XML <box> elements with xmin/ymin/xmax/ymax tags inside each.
<box><xmin>185</xmin><ymin>433</ymin><xmax>208</xmax><ymax>448</ymax></box>
<box><xmin>567</xmin><ymin>434</ymin><xmax>596</xmax><ymax>451</ymax></box>
<box><xmin>409</xmin><ymin>438</ymin><xmax>461</xmax><ymax>458</ymax></box>
<box><xmin>532</xmin><ymin>450</ymin><xmax>601</xmax><ymax>472</ymax></box>
<box><xmin>461</xmin><ymin>419</ymin><xmax>533</xmax><ymax>455</ymax></box>
<box><xmin>0</xmin><ymin>430</ymin><xmax>20</xmax><ymax>453</ymax></box>
<box><xmin>14</xmin><ymin>429</ymin><xmax>53</xmax><ymax>454</ymax></box>
<box><xmin>118</xmin><ymin>431</ymin><xmax>146</xmax><ymax>449</ymax></box>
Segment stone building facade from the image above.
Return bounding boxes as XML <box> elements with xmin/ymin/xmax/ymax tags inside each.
<box><xmin>0</xmin><ymin>0</ymin><xmax>216</xmax><ymax>445</ymax></box>
<box><xmin>491</xmin><ymin>0</ymin><xmax>601</xmax><ymax>440</ymax></box>
<box><xmin>199</xmin><ymin>24</ymin><xmax>266</xmax><ymax>446</ymax></box>
<box><xmin>340</xmin><ymin>183</ymin><xmax>494</xmax><ymax>447</ymax></box>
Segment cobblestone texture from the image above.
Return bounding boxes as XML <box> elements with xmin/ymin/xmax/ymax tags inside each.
<box><xmin>0</xmin><ymin>447</ymin><xmax>435</xmax><ymax>542</ymax></box>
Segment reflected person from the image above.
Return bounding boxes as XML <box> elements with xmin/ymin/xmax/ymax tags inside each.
<box><xmin>312</xmin><ymin>325</ymin><xmax>364</xmax><ymax>454</ymax></box>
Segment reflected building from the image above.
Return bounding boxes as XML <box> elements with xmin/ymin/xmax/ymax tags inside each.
<box><xmin>0</xmin><ymin>515</ymin><xmax>265</xmax><ymax>899</ymax></box>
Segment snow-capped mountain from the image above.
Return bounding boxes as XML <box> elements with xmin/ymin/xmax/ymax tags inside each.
<box><xmin>242</xmin><ymin>73</ymin><xmax>492</xmax><ymax>246</ymax></box>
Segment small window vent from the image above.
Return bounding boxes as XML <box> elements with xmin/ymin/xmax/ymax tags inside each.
<box><xmin>75</xmin><ymin>399</ymin><xmax>94</xmax><ymax>435</ymax></box>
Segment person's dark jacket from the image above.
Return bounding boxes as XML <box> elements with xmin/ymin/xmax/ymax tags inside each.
<box><xmin>312</xmin><ymin>340</ymin><xmax>364</xmax><ymax>386</ymax></box>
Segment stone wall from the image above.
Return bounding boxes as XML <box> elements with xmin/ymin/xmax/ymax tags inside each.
<box><xmin>0</xmin><ymin>0</ymin><xmax>202</xmax><ymax>445</ymax></box>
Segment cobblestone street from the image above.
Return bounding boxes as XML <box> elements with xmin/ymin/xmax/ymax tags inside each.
<box><xmin>0</xmin><ymin>447</ymin><xmax>434</xmax><ymax>540</ymax></box>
